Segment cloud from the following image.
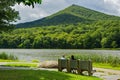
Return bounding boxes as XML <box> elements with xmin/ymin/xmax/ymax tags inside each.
<box><xmin>68</xmin><ymin>0</ymin><xmax>120</xmax><ymax>16</ymax></box>
<box><xmin>104</xmin><ymin>0</ymin><xmax>120</xmax><ymax>15</ymax></box>
<box><xmin>14</xmin><ymin>4</ymin><xmax>48</xmax><ymax>23</ymax></box>
<box><xmin>14</xmin><ymin>0</ymin><xmax>69</xmax><ymax>23</ymax></box>
<box><xmin>14</xmin><ymin>0</ymin><xmax>120</xmax><ymax>23</ymax></box>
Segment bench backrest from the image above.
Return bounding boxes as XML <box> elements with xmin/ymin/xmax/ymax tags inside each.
<box><xmin>58</xmin><ymin>59</ymin><xmax>68</xmax><ymax>68</ymax></box>
<box><xmin>78</xmin><ymin>60</ymin><xmax>92</xmax><ymax>71</ymax></box>
<box><xmin>68</xmin><ymin>60</ymin><xmax>78</xmax><ymax>69</ymax></box>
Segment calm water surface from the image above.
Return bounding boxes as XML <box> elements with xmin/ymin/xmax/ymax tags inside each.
<box><xmin>0</xmin><ymin>49</ymin><xmax>120</xmax><ymax>62</ymax></box>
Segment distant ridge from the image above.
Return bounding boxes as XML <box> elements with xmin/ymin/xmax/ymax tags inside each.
<box><xmin>16</xmin><ymin>4</ymin><xmax>120</xmax><ymax>28</ymax></box>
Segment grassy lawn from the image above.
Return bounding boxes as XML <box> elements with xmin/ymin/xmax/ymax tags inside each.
<box><xmin>93</xmin><ymin>63</ymin><xmax>120</xmax><ymax>70</ymax></box>
<box><xmin>0</xmin><ymin>70</ymin><xmax>102</xmax><ymax>80</ymax></box>
<box><xmin>0</xmin><ymin>59</ymin><xmax>19</xmax><ymax>62</ymax></box>
<box><xmin>4</xmin><ymin>62</ymin><xmax>38</xmax><ymax>67</ymax></box>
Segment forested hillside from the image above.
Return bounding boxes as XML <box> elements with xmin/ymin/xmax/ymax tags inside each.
<box><xmin>0</xmin><ymin>21</ymin><xmax>120</xmax><ymax>49</ymax></box>
<box><xmin>0</xmin><ymin>5</ymin><xmax>120</xmax><ymax>49</ymax></box>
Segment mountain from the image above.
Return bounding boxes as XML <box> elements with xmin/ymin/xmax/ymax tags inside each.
<box><xmin>1</xmin><ymin>5</ymin><xmax>120</xmax><ymax>49</ymax></box>
<box><xmin>16</xmin><ymin>4</ymin><xmax>120</xmax><ymax>28</ymax></box>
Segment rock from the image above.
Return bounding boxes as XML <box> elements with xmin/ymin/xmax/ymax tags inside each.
<box><xmin>38</xmin><ymin>61</ymin><xmax>58</xmax><ymax>68</ymax></box>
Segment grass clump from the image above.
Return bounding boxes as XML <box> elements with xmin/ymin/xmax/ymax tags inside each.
<box><xmin>0</xmin><ymin>70</ymin><xmax>102</xmax><ymax>80</ymax></box>
<box><xmin>68</xmin><ymin>53</ymin><xmax>120</xmax><ymax>67</ymax></box>
<box><xmin>0</xmin><ymin>52</ymin><xmax>18</xmax><ymax>60</ymax></box>
<box><xmin>32</xmin><ymin>59</ymin><xmax>39</xmax><ymax>63</ymax></box>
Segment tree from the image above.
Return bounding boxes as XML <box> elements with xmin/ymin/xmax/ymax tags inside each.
<box><xmin>0</xmin><ymin>0</ymin><xmax>42</xmax><ymax>32</ymax></box>
<box><xmin>0</xmin><ymin>0</ymin><xmax>19</xmax><ymax>32</ymax></box>
<box><xmin>15</xmin><ymin>0</ymin><xmax>42</xmax><ymax>7</ymax></box>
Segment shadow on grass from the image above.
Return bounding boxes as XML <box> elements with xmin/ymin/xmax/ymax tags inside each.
<box><xmin>0</xmin><ymin>70</ymin><xmax>101</xmax><ymax>80</ymax></box>
<box><xmin>0</xmin><ymin>70</ymin><xmax>72</xmax><ymax>80</ymax></box>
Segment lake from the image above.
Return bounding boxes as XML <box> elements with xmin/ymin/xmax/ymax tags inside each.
<box><xmin>0</xmin><ymin>49</ymin><xmax>120</xmax><ymax>62</ymax></box>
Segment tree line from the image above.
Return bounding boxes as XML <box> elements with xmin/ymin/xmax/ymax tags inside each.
<box><xmin>0</xmin><ymin>21</ymin><xmax>120</xmax><ymax>49</ymax></box>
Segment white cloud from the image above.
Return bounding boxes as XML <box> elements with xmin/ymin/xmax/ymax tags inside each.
<box><xmin>69</xmin><ymin>0</ymin><xmax>120</xmax><ymax>16</ymax></box>
<box><xmin>14</xmin><ymin>0</ymin><xmax>120</xmax><ymax>23</ymax></box>
<box><xmin>14</xmin><ymin>4</ymin><xmax>48</xmax><ymax>23</ymax></box>
<box><xmin>104</xmin><ymin>0</ymin><xmax>120</xmax><ymax>15</ymax></box>
<box><xmin>14</xmin><ymin>0</ymin><xmax>69</xmax><ymax>23</ymax></box>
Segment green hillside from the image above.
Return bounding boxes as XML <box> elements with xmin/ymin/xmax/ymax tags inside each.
<box><xmin>16</xmin><ymin>4</ymin><xmax>120</xmax><ymax>28</ymax></box>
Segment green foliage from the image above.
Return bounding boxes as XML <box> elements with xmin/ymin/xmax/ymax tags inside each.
<box><xmin>0</xmin><ymin>22</ymin><xmax>120</xmax><ymax>49</ymax></box>
<box><xmin>0</xmin><ymin>52</ymin><xmax>18</xmax><ymax>60</ymax></box>
<box><xmin>0</xmin><ymin>0</ymin><xmax>42</xmax><ymax>32</ymax></box>
<box><xmin>0</xmin><ymin>0</ymin><xmax>19</xmax><ymax>32</ymax></box>
<box><xmin>16</xmin><ymin>0</ymin><xmax>42</xmax><ymax>7</ymax></box>
<box><xmin>0</xmin><ymin>70</ymin><xmax>102</xmax><ymax>80</ymax></box>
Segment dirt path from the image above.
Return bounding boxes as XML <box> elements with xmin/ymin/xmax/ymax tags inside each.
<box><xmin>93</xmin><ymin>68</ymin><xmax>120</xmax><ymax>80</ymax></box>
<box><xmin>94</xmin><ymin>68</ymin><xmax>120</xmax><ymax>75</ymax></box>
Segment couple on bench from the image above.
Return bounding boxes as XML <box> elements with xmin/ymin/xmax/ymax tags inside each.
<box><xmin>61</xmin><ymin>55</ymin><xmax>75</xmax><ymax>60</ymax></box>
<box><xmin>58</xmin><ymin>55</ymin><xmax>93</xmax><ymax>76</ymax></box>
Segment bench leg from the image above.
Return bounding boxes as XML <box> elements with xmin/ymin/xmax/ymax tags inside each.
<box><xmin>58</xmin><ymin>67</ymin><xmax>62</xmax><ymax>71</ymax></box>
<box><xmin>78</xmin><ymin>69</ymin><xmax>83</xmax><ymax>75</ymax></box>
<box><xmin>88</xmin><ymin>71</ymin><xmax>93</xmax><ymax>76</ymax></box>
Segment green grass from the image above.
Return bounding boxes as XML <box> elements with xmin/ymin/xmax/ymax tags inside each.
<box><xmin>0</xmin><ymin>59</ymin><xmax>19</xmax><ymax>62</ymax></box>
<box><xmin>0</xmin><ymin>70</ymin><xmax>102</xmax><ymax>80</ymax></box>
<box><xmin>93</xmin><ymin>63</ymin><xmax>120</xmax><ymax>70</ymax></box>
<box><xmin>4</xmin><ymin>62</ymin><xmax>38</xmax><ymax>67</ymax></box>
<box><xmin>32</xmin><ymin>59</ymin><xmax>39</xmax><ymax>63</ymax></box>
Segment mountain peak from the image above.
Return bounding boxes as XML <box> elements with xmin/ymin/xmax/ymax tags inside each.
<box><xmin>16</xmin><ymin>4</ymin><xmax>120</xmax><ymax>28</ymax></box>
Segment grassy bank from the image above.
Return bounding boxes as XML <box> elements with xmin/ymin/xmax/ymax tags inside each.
<box><xmin>93</xmin><ymin>63</ymin><xmax>120</xmax><ymax>70</ymax></box>
<box><xmin>0</xmin><ymin>52</ymin><xmax>18</xmax><ymax>60</ymax></box>
<box><xmin>0</xmin><ymin>70</ymin><xmax>102</xmax><ymax>80</ymax></box>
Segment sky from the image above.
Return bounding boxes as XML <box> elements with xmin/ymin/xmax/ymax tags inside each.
<box><xmin>14</xmin><ymin>0</ymin><xmax>120</xmax><ymax>23</ymax></box>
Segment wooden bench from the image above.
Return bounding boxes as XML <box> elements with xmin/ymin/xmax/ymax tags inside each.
<box><xmin>67</xmin><ymin>60</ymin><xmax>79</xmax><ymax>73</ymax></box>
<box><xmin>58</xmin><ymin>59</ymin><xmax>68</xmax><ymax>71</ymax></box>
<box><xmin>58</xmin><ymin>59</ymin><xmax>93</xmax><ymax>76</ymax></box>
<box><xmin>78</xmin><ymin>60</ymin><xmax>93</xmax><ymax>76</ymax></box>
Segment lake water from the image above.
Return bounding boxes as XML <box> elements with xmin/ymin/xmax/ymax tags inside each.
<box><xmin>0</xmin><ymin>49</ymin><xmax>120</xmax><ymax>62</ymax></box>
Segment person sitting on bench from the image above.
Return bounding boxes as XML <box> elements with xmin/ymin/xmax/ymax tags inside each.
<box><xmin>61</xmin><ymin>55</ymin><xmax>66</xmax><ymax>59</ymax></box>
<box><xmin>70</xmin><ymin>55</ymin><xmax>76</xmax><ymax>60</ymax></box>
